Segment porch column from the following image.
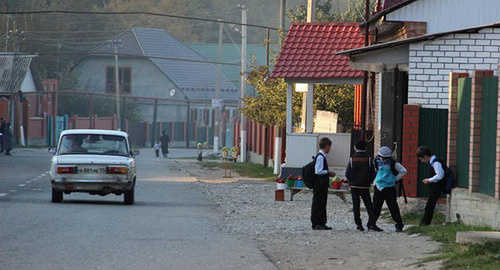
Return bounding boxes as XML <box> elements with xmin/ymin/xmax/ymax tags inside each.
<box><xmin>306</xmin><ymin>83</ymin><xmax>314</xmax><ymax>133</ymax></box>
<box><xmin>401</xmin><ymin>104</ymin><xmax>420</xmax><ymax>198</ymax></box>
<box><xmin>286</xmin><ymin>83</ymin><xmax>293</xmax><ymax>134</ymax></box>
<box><xmin>469</xmin><ymin>70</ymin><xmax>494</xmax><ymax>193</ymax></box>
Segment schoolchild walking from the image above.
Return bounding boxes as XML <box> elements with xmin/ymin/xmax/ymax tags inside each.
<box><xmin>345</xmin><ymin>140</ymin><xmax>381</xmax><ymax>231</ymax></box>
<box><xmin>416</xmin><ymin>146</ymin><xmax>446</xmax><ymax>226</ymax></box>
<box><xmin>372</xmin><ymin>146</ymin><xmax>407</xmax><ymax>232</ymax></box>
<box><xmin>154</xmin><ymin>141</ymin><xmax>161</xmax><ymax>158</ymax></box>
<box><xmin>311</xmin><ymin>137</ymin><xmax>336</xmax><ymax>230</ymax></box>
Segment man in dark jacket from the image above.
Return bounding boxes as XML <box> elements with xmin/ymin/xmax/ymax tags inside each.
<box><xmin>160</xmin><ymin>130</ymin><xmax>170</xmax><ymax>158</ymax></box>
<box><xmin>4</xmin><ymin>122</ymin><xmax>13</xmax><ymax>155</ymax></box>
<box><xmin>0</xmin><ymin>117</ymin><xmax>5</xmax><ymax>153</ymax></box>
<box><xmin>345</xmin><ymin>140</ymin><xmax>382</xmax><ymax>231</ymax></box>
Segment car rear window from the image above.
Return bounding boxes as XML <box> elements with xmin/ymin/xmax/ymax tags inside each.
<box><xmin>58</xmin><ymin>134</ymin><xmax>129</xmax><ymax>156</ymax></box>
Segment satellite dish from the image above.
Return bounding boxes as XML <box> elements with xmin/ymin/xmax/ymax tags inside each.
<box><xmin>170</xmin><ymin>89</ymin><xmax>176</xmax><ymax>96</ymax></box>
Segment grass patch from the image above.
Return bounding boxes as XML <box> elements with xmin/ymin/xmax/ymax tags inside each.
<box><xmin>401</xmin><ymin>212</ymin><xmax>500</xmax><ymax>269</ymax></box>
<box><xmin>200</xmin><ymin>161</ymin><xmax>276</xmax><ymax>180</ymax></box>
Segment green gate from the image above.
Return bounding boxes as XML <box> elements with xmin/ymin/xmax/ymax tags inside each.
<box><xmin>417</xmin><ymin>108</ymin><xmax>448</xmax><ymax>197</ymax></box>
<box><xmin>456</xmin><ymin>78</ymin><xmax>471</xmax><ymax>188</ymax></box>
<box><xmin>479</xmin><ymin>77</ymin><xmax>498</xmax><ymax>196</ymax></box>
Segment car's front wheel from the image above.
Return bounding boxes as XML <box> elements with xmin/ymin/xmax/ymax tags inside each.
<box><xmin>52</xmin><ymin>189</ymin><xmax>63</xmax><ymax>203</ymax></box>
<box><xmin>124</xmin><ymin>188</ymin><xmax>134</xmax><ymax>205</ymax></box>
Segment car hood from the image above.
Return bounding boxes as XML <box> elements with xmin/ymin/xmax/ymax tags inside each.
<box><xmin>55</xmin><ymin>155</ymin><xmax>131</xmax><ymax>165</ymax></box>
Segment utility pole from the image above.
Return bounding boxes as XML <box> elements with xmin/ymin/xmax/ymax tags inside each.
<box><xmin>239</xmin><ymin>4</ymin><xmax>248</xmax><ymax>162</ymax></box>
<box><xmin>113</xmin><ymin>40</ymin><xmax>121</xmax><ymax>130</ymax></box>
<box><xmin>274</xmin><ymin>0</ymin><xmax>286</xmax><ymax>174</ymax></box>
<box><xmin>5</xmin><ymin>15</ymin><xmax>11</xmax><ymax>51</ymax></box>
<box><xmin>214</xmin><ymin>20</ymin><xmax>223</xmax><ymax>154</ymax></box>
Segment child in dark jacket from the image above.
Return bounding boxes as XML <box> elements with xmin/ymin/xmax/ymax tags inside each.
<box><xmin>345</xmin><ymin>140</ymin><xmax>381</xmax><ymax>231</ymax></box>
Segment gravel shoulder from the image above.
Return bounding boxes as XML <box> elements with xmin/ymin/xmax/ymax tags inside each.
<box><xmin>172</xmin><ymin>159</ymin><xmax>443</xmax><ymax>270</ymax></box>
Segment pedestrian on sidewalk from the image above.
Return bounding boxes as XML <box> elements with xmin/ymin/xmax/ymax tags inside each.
<box><xmin>372</xmin><ymin>146</ymin><xmax>407</xmax><ymax>232</ymax></box>
<box><xmin>154</xmin><ymin>141</ymin><xmax>161</xmax><ymax>158</ymax></box>
<box><xmin>311</xmin><ymin>137</ymin><xmax>336</xmax><ymax>230</ymax></box>
<box><xmin>345</xmin><ymin>140</ymin><xmax>381</xmax><ymax>232</ymax></box>
<box><xmin>416</xmin><ymin>146</ymin><xmax>446</xmax><ymax>226</ymax></box>
<box><xmin>0</xmin><ymin>117</ymin><xmax>6</xmax><ymax>153</ymax></box>
<box><xmin>160</xmin><ymin>130</ymin><xmax>170</xmax><ymax>158</ymax></box>
<box><xmin>4</xmin><ymin>122</ymin><xmax>13</xmax><ymax>155</ymax></box>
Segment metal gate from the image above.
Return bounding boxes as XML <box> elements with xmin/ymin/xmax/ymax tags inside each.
<box><xmin>46</xmin><ymin>115</ymin><xmax>68</xmax><ymax>147</ymax></box>
<box><xmin>417</xmin><ymin>108</ymin><xmax>448</xmax><ymax>197</ymax></box>
<box><xmin>479</xmin><ymin>77</ymin><xmax>498</xmax><ymax>196</ymax></box>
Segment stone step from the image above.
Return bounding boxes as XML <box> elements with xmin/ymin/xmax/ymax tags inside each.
<box><xmin>456</xmin><ymin>231</ymin><xmax>500</xmax><ymax>245</ymax></box>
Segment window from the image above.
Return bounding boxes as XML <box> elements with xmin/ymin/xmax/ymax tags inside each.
<box><xmin>105</xmin><ymin>67</ymin><xmax>132</xmax><ymax>94</ymax></box>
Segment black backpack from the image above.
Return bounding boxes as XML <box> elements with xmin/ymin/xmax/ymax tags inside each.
<box><xmin>430</xmin><ymin>159</ymin><xmax>456</xmax><ymax>194</ymax></box>
<box><xmin>302</xmin><ymin>153</ymin><xmax>323</xmax><ymax>189</ymax></box>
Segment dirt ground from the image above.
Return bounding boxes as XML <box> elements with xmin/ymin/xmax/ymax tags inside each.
<box><xmin>171</xmin><ymin>159</ymin><xmax>443</xmax><ymax>270</ymax></box>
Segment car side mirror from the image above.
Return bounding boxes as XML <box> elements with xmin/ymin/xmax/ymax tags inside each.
<box><xmin>132</xmin><ymin>150</ymin><xmax>140</xmax><ymax>156</ymax></box>
<box><xmin>48</xmin><ymin>148</ymin><xmax>56</xmax><ymax>155</ymax></box>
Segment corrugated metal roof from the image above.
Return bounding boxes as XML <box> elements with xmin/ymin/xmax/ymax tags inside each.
<box><xmin>0</xmin><ymin>53</ymin><xmax>35</xmax><ymax>93</ymax></box>
<box><xmin>90</xmin><ymin>28</ymin><xmax>239</xmax><ymax>102</ymax></box>
<box><xmin>271</xmin><ymin>22</ymin><xmax>365</xmax><ymax>80</ymax></box>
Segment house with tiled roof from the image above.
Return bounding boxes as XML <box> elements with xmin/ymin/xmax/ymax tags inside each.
<box><xmin>73</xmin><ymin>27</ymin><xmax>239</xmax><ymax>125</ymax></box>
<box><xmin>339</xmin><ymin>0</ymin><xmax>500</xmax><ymax>228</ymax></box>
<box><xmin>270</xmin><ymin>22</ymin><xmax>365</xmax><ymax>174</ymax></box>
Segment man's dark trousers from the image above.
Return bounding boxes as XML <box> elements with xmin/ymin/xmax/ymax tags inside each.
<box><xmin>373</xmin><ymin>186</ymin><xmax>403</xmax><ymax>229</ymax></box>
<box><xmin>311</xmin><ymin>179</ymin><xmax>329</xmax><ymax>226</ymax></box>
<box><xmin>422</xmin><ymin>181</ymin><xmax>444</xmax><ymax>225</ymax></box>
<box><xmin>351</xmin><ymin>188</ymin><xmax>375</xmax><ymax>227</ymax></box>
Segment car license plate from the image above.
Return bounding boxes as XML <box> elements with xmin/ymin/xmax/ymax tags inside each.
<box><xmin>78</xmin><ymin>167</ymin><xmax>106</xmax><ymax>174</ymax></box>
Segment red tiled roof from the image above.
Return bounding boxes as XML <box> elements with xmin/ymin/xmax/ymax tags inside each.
<box><xmin>271</xmin><ymin>22</ymin><xmax>364</xmax><ymax>80</ymax></box>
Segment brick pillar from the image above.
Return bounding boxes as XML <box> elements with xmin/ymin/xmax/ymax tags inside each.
<box><xmin>447</xmin><ymin>72</ymin><xmax>470</xmax><ymax>177</ymax></box>
<box><xmin>402</xmin><ymin>104</ymin><xmax>420</xmax><ymax>197</ymax></box>
<box><xmin>496</xmin><ymin>66</ymin><xmax>500</xmax><ymax>199</ymax></box>
<box><xmin>469</xmin><ymin>70</ymin><xmax>494</xmax><ymax>193</ymax></box>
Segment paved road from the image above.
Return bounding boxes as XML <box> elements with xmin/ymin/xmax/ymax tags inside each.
<box><xmin>0</xmin><ymin>148</ymin><xmax>275</xmax><ymax>270</ymax></box>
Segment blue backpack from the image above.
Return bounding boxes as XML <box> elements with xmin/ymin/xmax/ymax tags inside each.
<box><xmin>431</xmin><ymin>159</ymin><xmax>455</xmax><ymax>194</ymax></box>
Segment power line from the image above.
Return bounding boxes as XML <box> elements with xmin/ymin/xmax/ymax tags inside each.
<box><xmin>0</xmin><ymin>10</ymin><xmax>279</xmax><ymax>31</ymax></box>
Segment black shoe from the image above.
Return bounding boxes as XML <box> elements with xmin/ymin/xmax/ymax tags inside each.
<box><xmin>396</xmin><ymin>228</ymin><xmax>404</xmax><ymax>232</ymax></box>
<box><xmin>356</xmin><ymin>225</ymin><xmax>365</xmax><ymax>231</ymax></box>
<box><xmin>312</xmin><ymin>225</ymin><xmax>332</xmax><ymax>230</ymax></box>
<box><xmin>368</xmin><ymin>225</ymin><xmax>384</xmax><ymax>232</ymax></box>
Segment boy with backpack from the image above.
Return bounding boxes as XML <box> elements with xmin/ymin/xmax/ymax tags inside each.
<box><xmin>311</xmin><ymin>137</ymin><xmax>336</xmax><ymax>230</ymax></box>
<box><xmin>372</xmin><ymin>146</ymin><xmax>407</xmax><ymax>232</ymax></box>
<box><xmin>416</xmin><ymin>146</ymin><xmax>446</xmax><ymax>226</ymax></box>
<box><xmin>345</xmin><ymin>140</ymin><xmax>380</xmax><ymax>231</ymax></box>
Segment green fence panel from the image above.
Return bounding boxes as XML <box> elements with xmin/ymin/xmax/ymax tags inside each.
<box><xmin>197</xmin><ymin>126</ymin><xmax>208</xmax><ymax>144</ymax></box>
<box><xmin>479</xmin><ymin>77</ymin><xmax>498</xmax><ymax>196</ymax></box>
<box><xmin>417</xmin><ymin>108</ymin><xmax>448</xmax><ymax>197</ymax></box>
<box><xmin>457</xmin><ymin>78</ymin><xmax>471</xmax><ymax>188</ymax></box>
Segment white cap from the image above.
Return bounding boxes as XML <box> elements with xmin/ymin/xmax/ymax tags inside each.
<box><xmin>378</xmin><ymin>146</ymin><xmax>392</xmax><ymax>158</ymax></box>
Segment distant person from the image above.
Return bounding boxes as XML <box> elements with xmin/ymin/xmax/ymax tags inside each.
<box><xmin>69</xmin><ymin>136</ymin><xmax>87</xmax><ymax>153</ymax></box>
<box><xmin>372</xmin><ymin>146</ymin><xmax>407</xmax><ymax>232</ymax></box>
<box><xmin>4</xmin><ymin>122</ymin><xmax>13</xmax><ymax>155</ymax></box>
<box><xmin>416</xmin><ymin>146</ymin><xmax>446</xmax><ymax>226</ymax></box>
<box><xmin>345</xmin><ymin>140</ymin><xmax>381</xmax><ymax>232</ymax></box>
<box><xmin>311</xmin><ymin>137</ymin><xmax>336</xmax><ymax>230</ymax></box>
<box><xmin>160</xmin><ymin>130</ymin><xmax>170</xmax><ymax>158</ymax></box>
<box><xmin>0</xmin><ymin>117</ymin><xmax>5</xmax><ymax>153</ymax></box>
<box><xmin>154</xmin><ymin>141</ymin><xmax>161</xmax><ymax>158</ymax></box>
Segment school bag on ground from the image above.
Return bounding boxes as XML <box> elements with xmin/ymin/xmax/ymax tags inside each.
<box><xmin>430</xmin><ymin>159</ymin><xmax>455</xmax><ymax>194</ymax></box>
<box><xmin>302</xmin><ymin>153</ymin><xmax>323</xmax><ymax>189</ymax></box>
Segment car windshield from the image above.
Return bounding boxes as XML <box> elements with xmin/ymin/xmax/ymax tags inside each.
<box><xmin>58</xmin><ymin>134</ymin><xmax>129</xmax><ymax>156</ymax></box>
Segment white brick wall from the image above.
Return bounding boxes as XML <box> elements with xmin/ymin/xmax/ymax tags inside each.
<box><xmin>409</xmin><ymin>27</ymin><xmax>500</xmax><ymax>108</ymax></box>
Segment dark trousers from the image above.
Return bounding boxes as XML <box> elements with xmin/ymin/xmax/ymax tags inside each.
<box><xmin>155</xmin><ymin>149</ymin><xmax>159</xmax><ymax>157</ymax></box>
<box><xmin>422</xmin><ymin>181</ymin><xmax>444</xmax><ymax>225</ymax></box>
<box><xmin>0</xmin><ymin>135</ymin><xmax>3</xmax><ymax>152</ymax></box>
<box><xmin>161</xmin><ymin>145</ymin><xmax>169</xmax><ymax>157</ymax></box>
<box><xmin>311</xmin><ymin>179</ymin><xmax>329</xmax><ymax>226</ymax></box>
<box><xmin>351</xmin><ymin>188</ymin><xmax>375</xmax><ymax>227</ymax></box>
<box><xmin>373</xmin><ymin>186</ymin><xmax>403</xmax><ymax>229</ymax></box>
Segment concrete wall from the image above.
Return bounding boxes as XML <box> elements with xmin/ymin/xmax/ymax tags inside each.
<box><xmin>448</xmin><ymin>188</ymin><xmax>500</xmax><ymax>229</ymax></box>
<box><xmin>409</xmin><ymin>27</ymin><xmax>500</xmax><ymax>108</ymax></box>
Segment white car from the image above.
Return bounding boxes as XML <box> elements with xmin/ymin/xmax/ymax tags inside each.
<box><xmin>50</xmin><ymin>129</ymin><xmax>138</xmax><ymax>205</ymax></box>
